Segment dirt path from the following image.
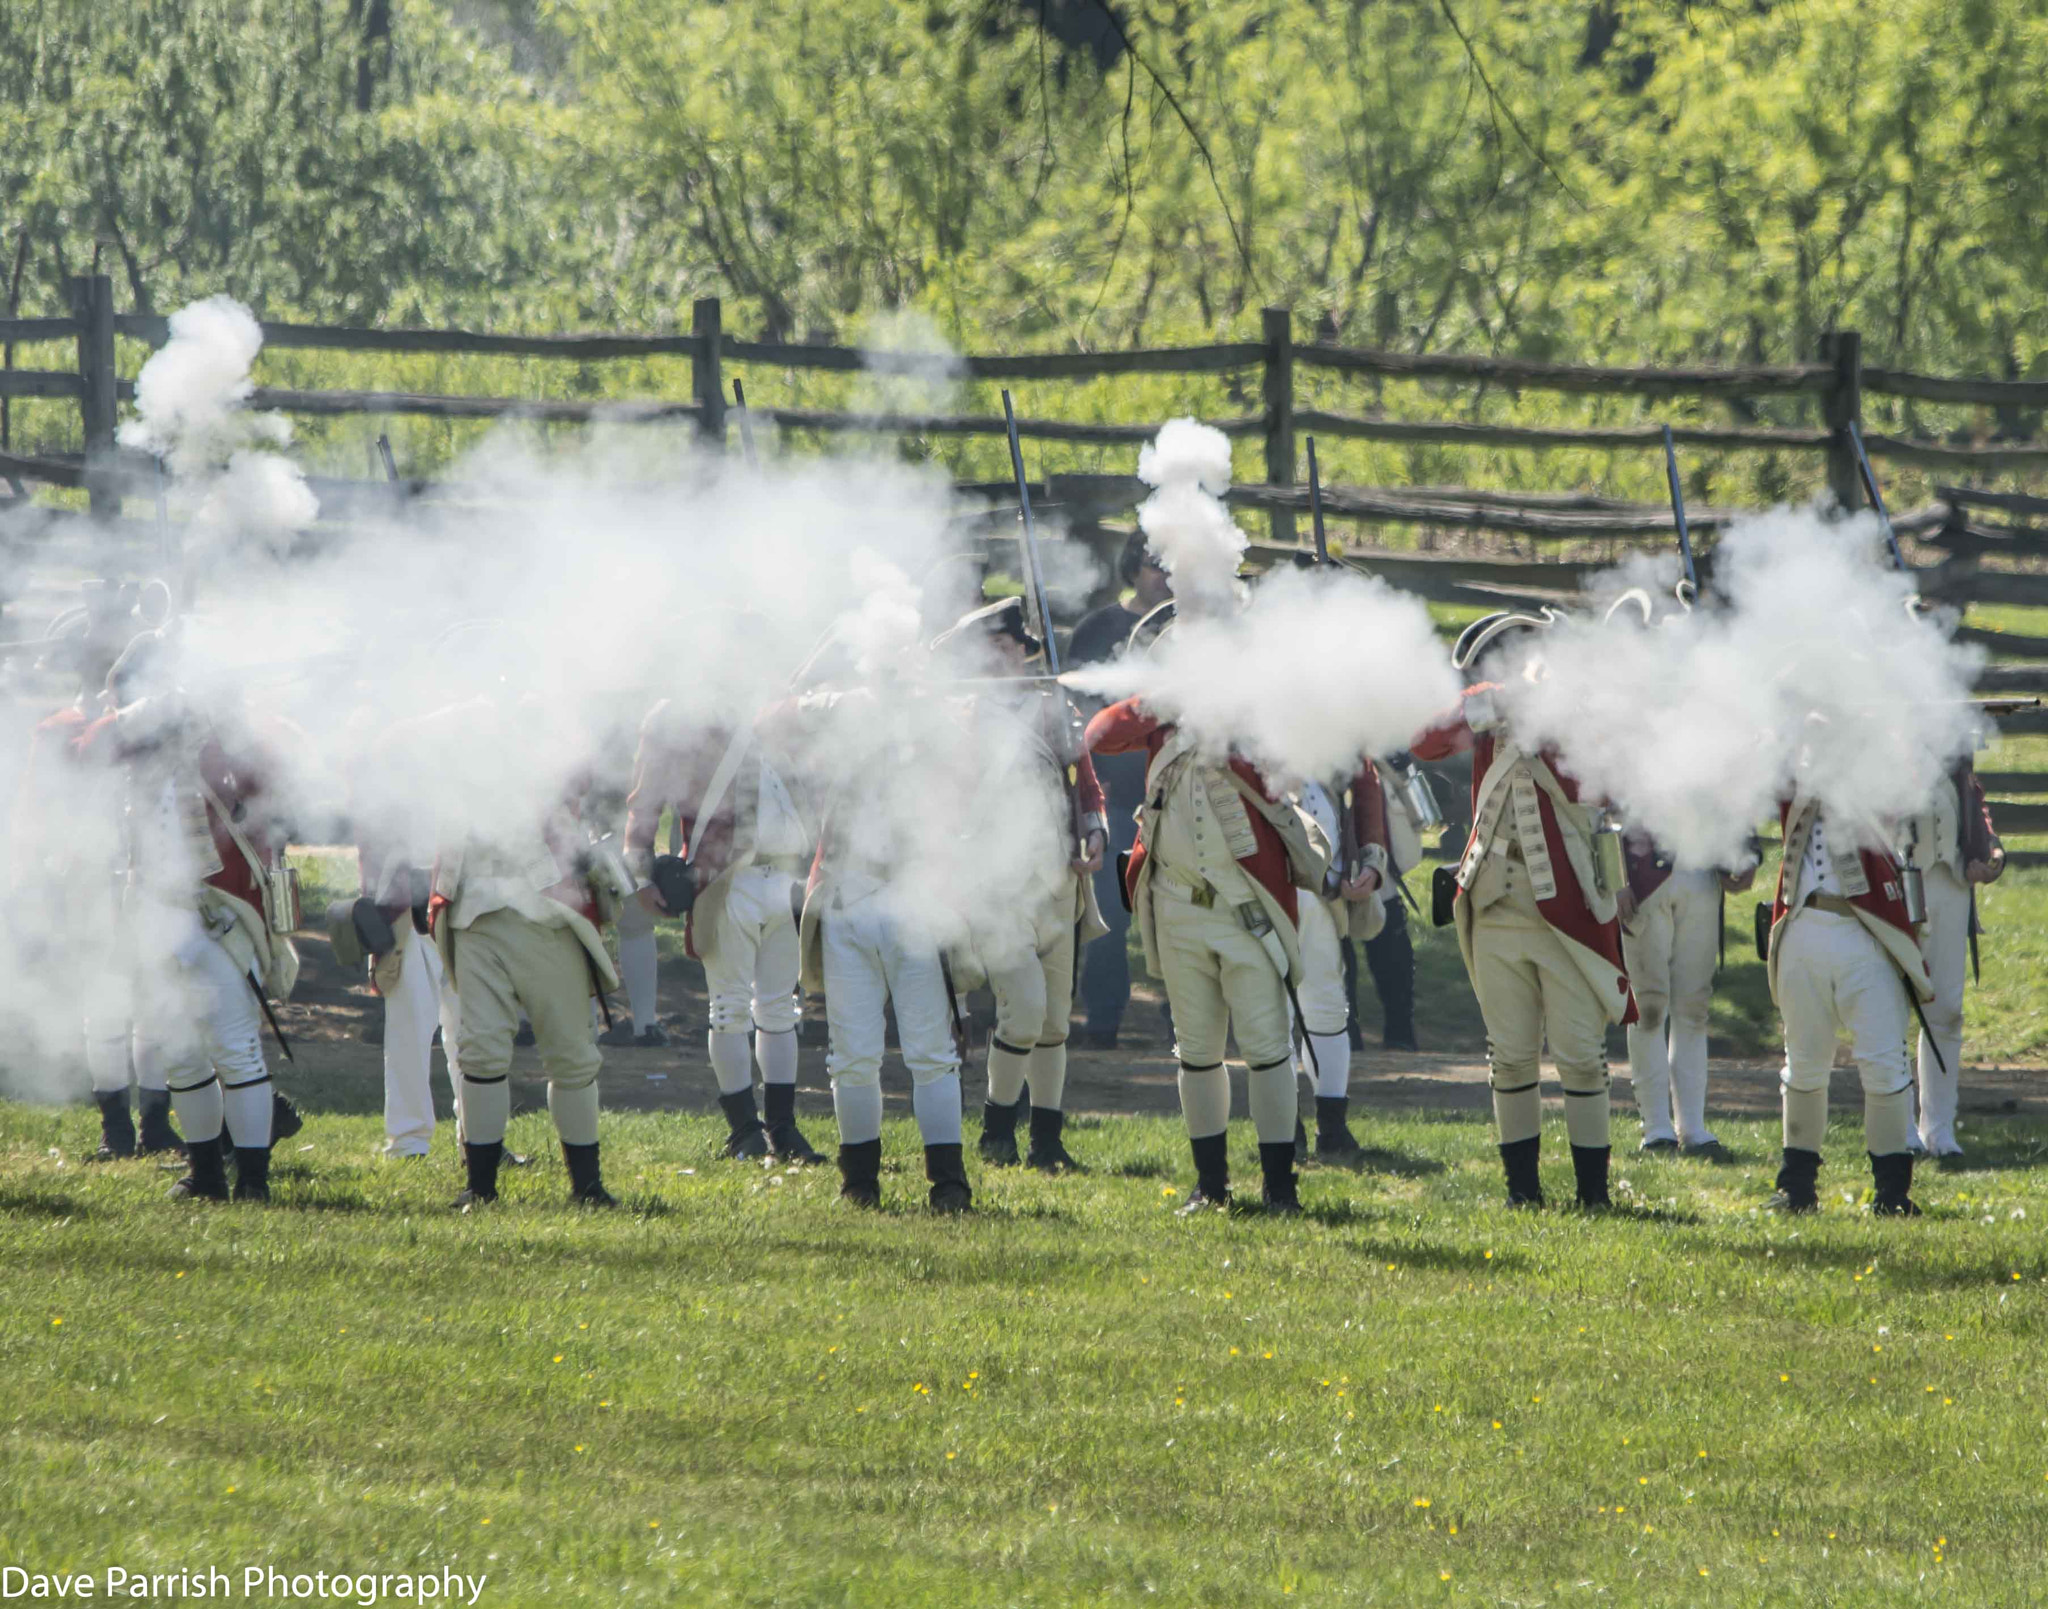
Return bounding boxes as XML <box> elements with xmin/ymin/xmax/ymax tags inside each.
<box><xmin>273</xmin><ymin>929</ymin><xmax>2048</xmax><ymax>1129</ymax></box>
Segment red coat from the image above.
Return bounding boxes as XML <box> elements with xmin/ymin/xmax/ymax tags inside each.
<box><xmin>1770</xmin><ymin>799</ymin><xmax>1918</xmax><ymax>940</ymax></box>
<box><xmin>1411</xmin><ymin>689</ymin><xmax>1633</xmax><ymax>1014</ymax></box>
<box><xmin>1084</xmin><ymin>697</ymin><xmax>1299</xmax><ymax>922</ymax></box>
<box><xmin>78</xmin><ymin>709</ymin><xmax>279</xmax><ymax>907</ymax></box>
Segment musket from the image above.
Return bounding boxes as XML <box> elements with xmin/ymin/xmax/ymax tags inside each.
<box><xmin>1304</xmin><ymin>437</ymin><xmax>1363</xmax><ymax>887</ymax></box>
<box><xmin>1306</xmin><ymin>436</ymin><xmax>1330</xmax><ymax>566</ymax></box>
<box><xmin>375</xmin><ymin>433</ymin><xmax>401</xmax><ymax>492</ymax></box>
<box><xmin>1851</xmin><ymin>419</ymin><xmax>1965</xmax><ymax>1002</ymax></box>
<box><xmin>1001</xmin><ymin>389</ymin><xmax>1088</xmax><ymax>858</ymax></box>
<box><xmin>245</xmin><ymin>971</ymin><xmax>294</xmax><ymax>1063</ymax></box>
<box><xmin>1845</xmin><ymin>421</ymin><xmax>1909</xmax><ymax>572</ymax></box>
<box><xmin>732</xmin><ymin>379</ymin><xmax>758</xmax><ymax>468</ymax></box>
<box><xmin>1660</xmin><ymin>424</ymin><xmax>1699</xmax><ymax>598</ymax></box>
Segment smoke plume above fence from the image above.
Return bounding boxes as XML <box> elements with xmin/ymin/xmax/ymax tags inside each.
<box><xmin>1499</xmin><ymin>505</ymin><xmax>1985</xmax><ymax>867</ymax></box>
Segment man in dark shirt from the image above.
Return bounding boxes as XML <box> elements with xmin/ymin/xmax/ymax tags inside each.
<box><xmin>1064</xmin><ymin>534</ymin><xmax>1173</xmax><ymax>1048</ymax></box>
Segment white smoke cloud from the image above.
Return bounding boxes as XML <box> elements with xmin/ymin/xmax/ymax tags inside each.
<box><xmin>117</xmin><ymin>295</ymin><xmax>265</xmax><ymax>475</ymax></box>
<box><xmin>1136</xmin><ymin>418</ymin><xmax>1245</xmax><ymax>620</ymax></box>
<box><xmin>1070</xmin><ymin>562</ymin><xmax>1461</xmax><ymax>783</ymax></box>
<box><xmin>0</xmin><ymin>298</ymin><xmax>1111</xmax><ymax>1102</ymax></box>
<box><xmin>1500</xmin><ymin>505</ymin><xmax>1985</xmax><ymax>867</ymax></box>
<box><xmin>117</xmin><ymin>294</ymin><xmax>318</xmax><ymax>558</ymax></box>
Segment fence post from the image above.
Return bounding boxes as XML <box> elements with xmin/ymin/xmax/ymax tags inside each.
<box><xmin>692</xmin><ymin>296</ymin><xmax>726</xmax><ymax>450</ymax></box>
<box><xmin>68</xmin><ymin>273</ymin><xmax>118</xmax><ymax>519</ymax></box>
<box><xmin>1262</xmin><ymin>306</ymin><xmax>1296</xmax><ymax>546</ymax></box>
<box><xmin>1819</xmin><ymin>328</ymin><xmax>1863</xmax><ymax>514</ymax></box>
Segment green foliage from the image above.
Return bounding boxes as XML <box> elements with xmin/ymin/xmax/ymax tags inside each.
<box><xmin>10</xmin><ymin>0</ymin><xmax>2048</xmax><ymax>505</ymax></box>
<box><xmin>3</xmin><ymin>1103</ymin><xmax>2046</xmax><ymax>1604</ymax></box>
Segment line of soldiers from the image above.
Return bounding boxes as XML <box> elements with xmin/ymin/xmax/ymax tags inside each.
<box><xmin>27</xmin><ymin>546</ymin><xmax>2005</xmax><ymax>1220</ymax></box>
<box><xmin>1416</xmin><ymin>606</ymin><xmax>2004</xmax><ymax>1219</ymax></box>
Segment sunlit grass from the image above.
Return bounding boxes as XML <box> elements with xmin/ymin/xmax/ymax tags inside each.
<box><xmin>2</xmin><ymin>1102</ymin><xmax>2043</xmax><ymax>1607</ymax></box>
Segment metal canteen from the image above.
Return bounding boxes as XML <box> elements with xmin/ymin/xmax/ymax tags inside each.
<box><xmin>1592</xmin><ymin>811</ymin><xmax>1627</xmax><ymax>899</ymax></box>
<box><xmin>1400</xmin><ymin>762</ymin><xmax>1443</xmax><ymax>831</ymax></box>
<box><xmin>1901</xmin><ymin>861</ymin><xmax>1928</xmax><ymax>924</ymax></box>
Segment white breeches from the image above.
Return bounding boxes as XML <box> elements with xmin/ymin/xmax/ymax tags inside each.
<box><xmin>1292</xmin><ymin>894</ymin><xmax>1350</xmax><ymax>1039</ymax></box>
<box><xmin>126</xmin><ymin>899</ymin><xmax>270</xmax><ymax>1147</ymax></box>
<box><xmin>821</xmin><ymin>887</ymin><xmax>961</xmax><ymax>1145</ymax></box>
<box><xmin>984</xmin><ymin>898</ymin><xmax>1077</xmax><ymax>1054</ymax></box>
<box><xmin>1776</xmin><ymin>908</ymin><xmax>1913</xmax><ymax>1155</ymax></box>
<box><xmin>702</xmin><ymin>865</ymin><xmax>802</xmax><ymax>1034</ymax></box>
<box><xmin>84</xmin><ymin>964</ymin><xmax>167</xmax><ymax>1096</ymax></box>
<box><xmin>1620</xmin><ymin>870</ymin><xmax>1720</xmax><ymax>1146</ymax></box>
<box><xmin>381</xmin><ymin>931</ymin><xmax>444</xmax><ymax>1156</ymax></box>
<box><xmin>1915</xmin><ymin>865</ymin><xmax>1970</xmax><ymax>1151</ymax></box>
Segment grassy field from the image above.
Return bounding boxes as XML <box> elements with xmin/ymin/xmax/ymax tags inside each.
<box><xmin>3</xmin><ymin>1103</ymin><xmax>2045</xmax><ymax>1607</ymax></box>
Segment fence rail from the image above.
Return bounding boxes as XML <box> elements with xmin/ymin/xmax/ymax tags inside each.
<box><xmin>11</xmin><ymin>276</ymin><xmax>2048</xmax><ymax>570</ymax></box>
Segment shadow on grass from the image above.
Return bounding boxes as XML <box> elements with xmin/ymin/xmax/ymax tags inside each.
<box><xmin>1723</xmin><ymin>1237</ymin><xmax>2047</xmax><ymax>1290</ymax></box>
<box><xmin>1107</xmin><ymin>1158</ymin><xmax>1171</xmax><ymax>1180</ymax></box>
<box><xmin>1338</xmin><ymin>1236</ymin><xmax>1526</xmax><ymax>1274</ymax></box>
<box><xmin>0</xmin><ymin>1189</ymin><xmax>85</xmax><ymax>1219</ymax></box>
<box><xmin>1931</xmin><ymin>1139</ymin><xmax>2048</xmax><ymax>1174</ymax></box>
<box><xmin>1331</xmin><ymin>1147</ymin><xmax>1446</xmax><ymax>1179</ymax></box>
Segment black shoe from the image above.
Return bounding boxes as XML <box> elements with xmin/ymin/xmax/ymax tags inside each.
<box><xmin>270</xmin><ymin>1091</ymin><xmax>304</xmax><ymax>1144</ymax></box>
<box><xmin>1184</xmin><ymin>1132</ymin><xmax>1231</xmax><ymax>1214</ymax></box>
<box><xmin>1293</xmin><ymin>1114</ymin><xmax>1309</xmax><ymax>1167</ymax></box>
<box><xmin>978</xmin><ymin>1099</ymin><xmax>1021</xmax><ymax>1166</ymax></box>
<box><xmin>1767</xmin><ymin>1147</ymin><xmax>1822</xmax><ymax>1214</ymax></box>
<box><xmin>760</xmin><ymin>1081</ymin><xmax>823</xmax><ymax>1163</ymax></box>
<box><xmin>170</xmin><ymin>1140</ymin><xmax>229</xmax><ymax>1201</ymax></box>
<box><xmin>458</xmin><ymin>1139</ymin><xmax>504</xmax><ymax>1207</ymax></box>
<box><xmin>137</xmin><ymin>1089</ymin><xmax>183</xmax><ymax>1156</ymax></box>
<box><xmin>564</xmin><ymin>1141</ymin><xmax>617</xmax><ymax>1207</ymax></box>
<box><xmin>232</xmin><ymin>1146</ymin><xmax>271</xmax><ymax>1202</ymax></box>
<box><xmin>1571</xmin><ymin>1144</ymin><xmax>1612</xmax><ymax>1209</ymax></box>
<box><xmin>1259</xmin><ymin>1140</ymin><xmax>1301</xmax><ymax>1215</ymax></box>
<box><xmin>767</xmin><ymin>1122</ymin><xmax>826</xmax><ymax>1165</ymax></box>
<box><xmin>838</xmin><ymin>1138</ymin><xmax>882</xmax><ymax>1208</ymax></box>
<box><xmin>1500</xmin><ymin>1136</ymin><xmax>1545</xmax><ymax>1209</ymax></box>
<box><xmin>1679</xmin><ymin>1139</ymin><xmax>1730</xmax><ymax>1163</ymax></box>
<box><xmin>925</xmin><ymin>1143</ymin><xmax>973</xmax><ymax>1213</ymax></box>
<box><xmin>596</xmin><ymin>1022</ymin><xmax>640</xmax><ymax>1048</ymax></box>
<box><xmin>1640</xmin><ymin>1137</ymin><xmax>1680</xmax><ymax>1154</ymax></box>
<box><xmin>1314</xmin><ymin>1096</ymin><xmax>1363</xmax><ymax>1162</ymax></box>
<box><xmin>90</xmin><ymin>1091</ymin><xmax>136</xmax><ymax>1162</ymax></box>
<box><xmin>1870</xmin><ymin>1151</ymin><xmax>1921</xmax><ymax>1217</ymax></box>
<box><xmin>717</xmin><ymin>1089</ymin><xmax>769</xmax><ymax>1159</ymax></box>
<box><xmin>514</xmin><ymin>1023</ymin><xmax>536</xmax><ymax>1048</ymax></box>
<box><xmin>1025</xmin><ymin>1107</ymin><xmax>1083</xmax><ymax>1172</ymax></box>
<box><xmin>635</xmin><ymin>1024</ymin><xmax>668</xmax><ymax>1048</ymax></box>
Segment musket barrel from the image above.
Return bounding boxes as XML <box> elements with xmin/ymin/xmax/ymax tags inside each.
<box><xmin>1306</xmin><ymin>436</ymin><xmax>1329</xmax><ymax>565</ymax></box>
<box><xmin>1661</xmin><ymin>423</ymin><xmax>1697</xmax><ymax>592</ymax></box>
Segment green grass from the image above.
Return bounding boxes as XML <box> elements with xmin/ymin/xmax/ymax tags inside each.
<box><xmin>3</xmin><ymin>1104</ymin><xmax>2045</xmax><ymax>1607</ymax></box>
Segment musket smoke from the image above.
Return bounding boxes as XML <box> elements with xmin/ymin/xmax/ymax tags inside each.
<box><xmin>1502</xmin><ymin>505</ymin><xmax>1985</xmax><ymax>866</ymax></box>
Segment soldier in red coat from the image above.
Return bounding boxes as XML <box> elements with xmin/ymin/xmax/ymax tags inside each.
<box><xmin>1410</xmin><ymin>613</ymin><xmax>1634</xmax><ymax>1209</ymax></box>
<box><xmin>81</xmin><ymin>632</ymin><xmax>300</xmax><ymax>1202</ymax></box>
<box><xmin>1764</xmin><ymin>792</ymin><xmax>1934</xmax><ymax>1214</ymax></box>
<box><xmin>1895</xmin><ymin>760</ymin><xmax>2004</xmax><ymax>1158</ymax></box>
<box><xmin>1289</xmin><ymin>764</ymin><xmax>1391</xmax><ymax>1161</ymax></box>
<box><xmin>15</xmin><ymin>601</ymin><xmax>185</xmax><ymax>1162</ymax></box>
<box><xmin>1085</xmin><ymin>692</ymin><xmax>1328</xmax><ymax>1214</ymax></box>
<box><xmin>625</xmin><ymin>698</ymin><xmax>824</xmax><ymax>1165</ymax></box>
